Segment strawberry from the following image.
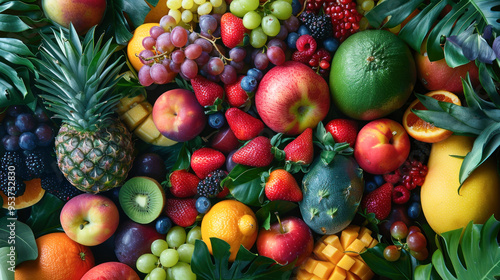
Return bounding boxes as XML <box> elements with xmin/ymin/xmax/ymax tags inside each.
<box><xmin>325</xmin><ymin>119</ymin><xmax>358</xmax><ymax>147</ymax></box>
<box><xmin>264</xmin><ymin>169</ymin><xmax>303</xmax><ymax>202</ymax></box>
<box><xmin>191</xmin><ymin>75</ymin><xmax>224</xmax><ymax>107</ymax></box>
<box><xmin>224</xmin><ymin>75</ymin><xmax>249</xmax><ymax>108</ymax></box>
<box><xmin>225</xmin><ymin>107</ymin><xmax>264</xmax><ymax>141</ymax></box>
<box><xmin>168</xmin><ymin>169</ymin><xmax>200</xmax><ymax>198</ymax></box>
<box><xmin>216</xmin><ymin>186</ymin><xmax>230</xmax><ymax>198</ymax></box>
<box><xmin>361</xmin><ymin>182</ymin><xmax>393</xmax><ymax>220</ymax></box>
<box><xmin>190</xmin><ymin>147</ymin><xmax>226</xmax><ymax>179</ymax></box>
<box><xmin>232</xmin><ymin>136</ymin><xmax>274</xmax><ymax>167</ymax></box>
<box><xmin>283</xmin><ymin>127</ymin><xmax>314</xmax><ymax>165</ymax></box>
<box><xmin>164</xmin><ymin>198</ymin><xmax>198</xmax><ymax>227</ymax></box>
<box><xmin>220</xmin><ymin>12</ymin><xmax>247</xmax><ymax>49</ymax></box>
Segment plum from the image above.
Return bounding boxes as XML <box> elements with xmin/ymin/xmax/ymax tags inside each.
<box><xmin>129</xmin><ymin>153</ymin><xmax>167</xmax><ymax>183</ymax></box>
<box><xmin>210</xmin><ymin>126</ymin><xmax>241</xmax><ymax>155</ymax></box>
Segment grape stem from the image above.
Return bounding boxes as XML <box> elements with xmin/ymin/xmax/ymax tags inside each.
<box><xmin>197</xmin><ymin>33</ymin><xmax>233</xmax><ymax>64</ymax></box>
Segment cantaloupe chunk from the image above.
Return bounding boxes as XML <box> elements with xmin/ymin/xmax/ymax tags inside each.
<box><xmin>350</xmin><ymin>257</ymin><xmax>370</xmax><ymax>277</ymax></box>
<box><xmin>297</xmin><ymin>268</ymin><xmax>314</xmax><ymax>280</ymax></box>
<box><xmin>322</xmin><ymin>244</ymin><xmax>344</xmax><ymax>264</ymax></box>
<box><xmin>328</xmin><ymin>266</ymin><xmax>347</xmax><ymax>280</ymax></box>
<box><xmin>301</xmin><ymin>257</ymin><xmax>320</xmax><ymax>274</ymax></box>
<box><xmin>337</xmin><ymin>254</ymin><xmax>356</xmax><ymax>271</ymax></box>
<box><xmin>340</xmin><ymin>228</ymin><xmax>359</xmax><ymax>249</ymax></box>
<box><xmin>345</xmin><ymin>239</ymin><xmax>366</xmax><ymax>256</ymax></box>
<box><xmin>359</xmin><ymin>232</ymin><xmax>374</xmax><ymax>248</ymax></box>
<box><xmin>323</xmin><ymin>234</ymin><xmax>343</xmax><ymax>250</ymax></box>
<box><xmin>313</xmin><ymin>261</ymin><xmax>335</xmax><ymax>279</ymax></box>
<box><xmin>314</xmin><ymin>241</ymin><xmax>328</xmax><ymax>261</ymax></box>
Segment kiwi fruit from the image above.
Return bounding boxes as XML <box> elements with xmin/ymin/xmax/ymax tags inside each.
<box><xmin>119</xmin><ymin>176</ymin><xmax>166</xmax><ymax>224</ymax></box>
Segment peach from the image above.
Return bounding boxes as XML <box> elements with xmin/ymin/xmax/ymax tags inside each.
<box><xmin>81</xmin><ymin>262</ymin><xmax>140</xmax><ymax>280</ymax></box>
<box><xmin>42</xmin><ymin>0</ymin><xmax>107</xmax><ymax>34</ymax></box>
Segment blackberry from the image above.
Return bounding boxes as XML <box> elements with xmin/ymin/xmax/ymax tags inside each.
<box><xmin>24</xmin><ymin>150</ymin><xmax>46</xmax><ymax>179</ymax></box>
<box><xmin>0</xmin><ymin>171</ymin><xmax>26</xmax><ymax>197</ymax></box>
<box><xmin>197</xmin><ymin>170</ymin><xmax>227</xmax><ymax>198</ymax></box>
<box><xmin>299</xmin><ymin>12</ymin><xmax>333</xmax><ymax>41</ymax></box>
<box><xmin>0</xmin><ymin>151</ymin><xmax>29</xmax><ymax>180</ymax></box>
<box><xmin>41</xmin><ymin>173</ymin><xmax>83</xmax><ymax>202</ymax></box>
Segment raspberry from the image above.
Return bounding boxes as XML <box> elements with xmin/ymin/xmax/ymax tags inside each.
<box><xmin>295</xmin><ymin>35</ymin><xmax>317</xmax><ymax>56</ymax></box>
<box><xmin>383</xmin><ymin>169</ymin><xmax>402</xmax><ymax>184</ymax></box>
<box><xmin>392</xmin><ymin>185</ymin><xmax>410</xmax><ymax>204</ymax></box>
<box><xmin>323</xmin><ymin>0</ymin><xmax>363</xmax><ymax>42</ymax></box>
<box><xmin>292</xmin><ymin>50</ymin><xmax>312</xmax><ymax>64</ymax></box>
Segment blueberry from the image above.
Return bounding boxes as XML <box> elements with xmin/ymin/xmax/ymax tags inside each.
<box><xmin>410</xmin><ymin>191</ymin><xmax>420</xmax><ymax>202</ymax></box>
<box><xmin>291</xmin><ymin>0</ymin><xmax>302</xmax><ymax>15</ymax></box>
<box><xmin>15</xmin><ymin>113</ymin><xmax>36</xmax><ymax>132</ymax></box>
<box><xmin>240</xmin><ymin>75</ymin><xmax>258</xmax><ymax>92</ymax></box>
<box><xmin>196</xmin><ymin>196</ymin><xmax>211</xmax><ymax>214</ymax></box>
<box><xmin>408</xmin><ymin>202</ymin><xmax>422</xmax><ymax>220</ymax></box>
<box><xmin>155</xmin><ymin>216</ymin><xmax>173</xmax><ymax>235</ymax></box>
<box><xmin>208</xmin><ymin>112</ymin><xmax>225</xmax><ymax>129</ymax></box>
<box><xmin>373</xmin><ymin>175</ymin><xmax>385</xmax><ymax>187</ymax></box>
<box><xmin>19</xmin><ymin>132</ymin><xmax>37</xmax><ymax>150</ymax></box>
<box><xmin>2</xmin><ymin>135</ymin><xmax>20</xmax><ymax>151</ymax></box>
<box><xmin>246</xmin><ymin>68</ymin><xmax>263</xmax><ymax>81</ymax></box>
<box><xmin>322</xmin><ymin>37</ymin><xmax>340</xmax><ymax>53</ymax></box>
<box><xmin>298</xmin><ymin>25</ymin><xmax>311</xmax><ymax>36</ymax></box>
<box><xmin>364</xmin><ymin>180</ymin><xmax>378</xmax><ymax>193</ymax></box>
<box><xmin>287</xmin><ymin>32</ymin><xmax>300</xmax><ymax>49</ymax></box>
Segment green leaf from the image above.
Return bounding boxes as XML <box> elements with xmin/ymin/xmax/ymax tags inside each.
<box><xmin>191</xmin><ymin>238</ymin><xmax>295</xmax><ymax>280</ymax></box>
<box><xmin>25</xmin><ymin>193</ymin><xmax>65</xmax><ymax>238</ymax></box>
<box><xmin>255</xmin><ymin>200</ymin><xmax>298</xmax><ymax>230</ymax></box>
<box><xmin>361</xmin><ymin>243</ymin><xmax>422</xmax><ymax>280</ymax></box>
<box><xmin>0</xmin><ymin>247</ymin><xmax>14</xmax><ymax>280</ymax></box>
<box><xmin>222</xmin><ymin>165</ymin><xmax>268</xmax><ymax>207</ymax></box>
<box><xmin>478</xmin><ymin>62</ymin><xmax>500</xmax><ymax>108</ymax></box>
<box><xmin>421</xmin><ymin>215</ymin><xmax>500</xmax><ymax>279</ymax></box>
<box><xmin>0</xmin><ymin>217</ymin><xmax>38</xmax><ymax>265</ymax></box>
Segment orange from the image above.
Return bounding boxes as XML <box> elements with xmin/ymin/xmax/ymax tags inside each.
<box><xmin>1</xmin><ymin>178</ymin><xmax>45</xmax><ymax>209</ymax></box>
<box><xmin>402</xmin><ymin>90</ymin><xmax>461</xmax><ymax>143</ymax></box>
<box><xmin>201</xmin><ymin>200</ymin><xmax>258</xmax><ymax>261</ymax></box>
<box><xmin>15</xmin><ymin>232</ymin><xmax>95</xmax><ymax>280</ymax></box>
<box><xmin>144</xmin><ymin>0</ymin><xmax>169</xmax><ymax>23</ymax></box>
<box><xmin>127</xmin><ymin>23</ymin><xmax>159</xmax><ymax>72</ymax></box>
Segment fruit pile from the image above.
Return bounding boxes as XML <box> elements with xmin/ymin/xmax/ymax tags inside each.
<box><xmin>2</xmin><ymin>0</ymin><xmax>500</xmax><ymax>280</ymax></box>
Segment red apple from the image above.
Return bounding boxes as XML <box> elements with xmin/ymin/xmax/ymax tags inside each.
<box><xmin>256</xmin><ymin>216</ymin><xmax>314</xmax><ymax>266</ymax></box>
<box><xmin>81</xmin><ymin>262</ymin><xmax>140</xmax><ymax>280</ymax></box>
<box><xmin>255</xmin><ymin>61</ymin><xmax>330</xmax><ymax>135</ymax></box>
<box><xmin>60</xmin><ymin>193</ymin><xmax>120</xmax><ymax>246</ymax></box>
<box><xmin>152</xmin><ymin>89</ymin><xmax>207</xmax><ymax>142</ymax></box>
<box><xmin>354</xmin><ymin>118</ymin><xmax>410</xmax><ymax>175</ymax></box>
<box><xmin>42</xmin><ymin>0</ymin><xmax>107</xmax><ymax>35</ymax></box>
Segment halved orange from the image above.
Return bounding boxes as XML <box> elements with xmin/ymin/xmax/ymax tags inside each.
<box><xmin>403</xmin><ymin>90</ymin><xmax>461</xmax><ymax>143</ymax></box>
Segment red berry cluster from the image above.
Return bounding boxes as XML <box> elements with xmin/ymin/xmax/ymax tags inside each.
<box><xmin>323</xmin><ymin>0</ymin><xmax>363</xmax><ymax>42</ymax></box>
<box><xmin>305</xmin><ymin>0</ymin><xmax>325</xmax><ymax>13</ymax></box>
<box><xmin>383</xmin><ymin>159</ymin><xmax>428</xmax><ymax>204</ymax></box>
<box><xmin>291</xmin><ymin>35</ymin><xmax>331</xmax><ymax>77</ymax></box>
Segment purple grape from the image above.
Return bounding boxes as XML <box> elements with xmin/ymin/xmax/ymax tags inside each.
<box><xmin>194</xmin><ymin>38</ymin><xmax>213</xmax><ymax>53</ymax></box>
<box><xmin>268</xmin><ymin>38</ymin><xmax>287</xmax><ymax>51</ymax></box>
<box><xmin>156</xmin><ymin>33</ymin><xmax>175</xmax><ymax>54</ymax></box>
<box><xmin>225</xmin><ymin>150</ymin><xmax>237</xmax><ymax>172</ymax></box>
<box><xmin>184</xmin><ymin>44</ymin><xmax>203</xmax><ymax>60</ymax></box>
<box><xmin>138</xmin><ymin>50</ymin><xmax>155</xmax><ymax>66</ymax></box>
<box><xmin>207</xmin><ymin>57</ymin><xmax>224</xmax><ymax>75</ymax></box>
<box><xmin>275</xmin><ymin>25</ymin><xmax>289</xmax><ymax>41</ymax></box>
<box><xmin>142</xmin><ymin>36</ymin><xmax>156</xmax><ymax>50</ymax></box>
<box><xmin>180</xmin><ymin>59</ymin><xmax>198</xmax><ymax>79</ymax></box>
<box><xmin>171</xmin><ymin>50</ymin><xmax>186</xmax><ymax>64</ymax></box>
<box><xmin>6</xmin><ymin>105</ymin><xmax>27</xmax><ymax>117</ymax></box>
<box><xmin>254</xmin><ymin>52</ymin><xmax>269</xmax><ymax>70</ymax></box>
<box><xmin>5</xmin><ymin>119</ymin><xmax>20</xmax><ymax>136</ymax></box>
<box><xmin>199</xmin><ymin>15</ymin><xmax>218</xmax><ymax>35</ymax></box>
<box><xmin>266</xmin><ymin>46</ymin><xmax>286</xmax><ymax>65</ymax></box>
<box><xmin>2</xmin><ymin>135</ymin><xmax>20</xmax><ymax>151</ymax></box>
<box><xmin>15</xmin><ymin>113</ymin><xmax>36</xmax><ymax>132</ymax></box>
<box><xmin>35</xmin><ymin>123</ymin><xmax>55</xmax><ymax>146</ymax></box>
<box><xmin>169</xmin><ymin>61</ymin><xmax>181</xmax><ymax>73</ymax></box>
<box><xmin>34</xmin><ymin>107</ymin><xmax>50</xmax><ymax>123</ymax></box>
<box><xmin>206</xmin><ymin>74</ymin><xmax>220</xmax><ymax>83</ymax></box>
<box><xmin>284</xmin><ymin>16</ymin><xmax>300</xmax><ymax>32</ymax></box>
<box><xmin>229</xmin><ymin>60</ymin><xmax>245</xmax><ymax>72</ymax></box>
<box><xmin>171</xmin><ymin>26</ymin><xmax>188</xmax><ymax>48</ymax></box>
<box><xmin>129</xmin><ymin>153</ymin><xmax>167</xmax><ymax>183</ymax></box>
<box><xmin>138</xmin><ymin>65</ymin><xmax>154</xmax><ymax>86</ymax></box>
<box><xmin>188</xmin><ymin>32</ymin><xmax>200</xmax><ymax>44</ymax></box>
<box><xmin>229</xmin><ymin>47</ymin><xmax>247</xmax><ymax>63</ymax></box>
<box><xmin>0</xmin><ymin>124</ymin><xmax>5</xmax><ymax>139</ymax></box>
<box><xmin>212</xmin><ymin>26</ymin><xmax>221</xmax><ymax>38</ymax></box>
<box><xmin>149</xmin><ymin>26</ymin><xmax>165</xmax><ymax>40</ymax></box>
<box><xmin>195</xmin><ymin>51</ymin><xmax>210</xmax><ymax>66</ymax></box>
<box><xmin>150</xmin><ymin>63</ymin><xmax>170</xmax><ymax>84</ymax></box>
<box><xmin>219</xmin><ymin>65</ymin><xmax>237</xmax><ymax>84</ymax></box>
<box><xmin>19</xmin><ymin>132</ymin><xmax>37</xmax><ymax>150</ymax></box>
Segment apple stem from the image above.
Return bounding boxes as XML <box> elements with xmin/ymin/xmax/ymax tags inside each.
<box><xmin>80</xmin><ymin>221</ymin><xmax>89</xmax><ymax>230</ymax></box>
<box><xmin>275</xmin><ymin>212</ymin><xmax>285</xmax><ymax>234</ymax></box>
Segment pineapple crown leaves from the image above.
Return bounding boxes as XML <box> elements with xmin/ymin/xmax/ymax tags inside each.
<box><xmin>313</xmin><ymin>121</ymin><xmax>353</xmax><ymax>165</ymax></box>
<box><xmin>33</xmin><ymin>24</ymin><xmax>125</xmax><ymax>131</ymax></box>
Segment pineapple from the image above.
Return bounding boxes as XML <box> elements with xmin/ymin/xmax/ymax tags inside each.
<box><xmin>33</xmin><ymin>25</ymin><xmax>134</xmax><ymax>193</ymax></box>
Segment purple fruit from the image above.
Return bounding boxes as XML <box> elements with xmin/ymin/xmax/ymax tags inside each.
<box><xmin>210</xmin><ymin>126</ymin><xmax>241</xmax><ymax>155</ymax></box>
<box><xmin>2</xmin><ymin>135</ymin><xmax>20</xmax><ymax>151</ymax></box>
<box><xmin>34</xmin><ymin>107</ymin><xmax>50</xmax><ymax>123</ymax></box>
<box><xmin>6</xmin><ymin>105</ymin><xmax>28</xmax><ymax>117</ymax></box>
<box><xmin>379</xmin><ymin>204</ymin><xmax>412</xmax><ymax>240</ymax></box>
<box><xmin>129</xmin><ymin>153</ymin><xmax>167</xmax><ymax>183</ymax></box>
<box><xmin>15</xmin><ymin>113</ymin><xmax>36</xmax><ymax>132</ymax></box>
<box><xmin>5</xmin><ymin>119</ymin><xmax>20</xmax><ymax>136</ymax></box>
<box><xmin>225</xmin><ymin>150</ymin><xmax>237</xmax><ymax>172</ymax></box>
<box><xmin>19</xmin><ymin>132</ymin><xmax>37</xmax><ymax>150</ymax></box>
<box><xmin>35</xmin><ymin>123</ymin><xmax>55</xmax><ymax>146</ymax></box>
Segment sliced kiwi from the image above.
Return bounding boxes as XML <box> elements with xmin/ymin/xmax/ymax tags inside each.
<box><xmin>119</xmin><ymin>176</ymin><xmax>166</xmax><ymax>224</ymax></box>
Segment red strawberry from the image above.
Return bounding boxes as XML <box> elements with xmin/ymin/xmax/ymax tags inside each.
<box><xmin>265</xmin><ymin>169</ymin><xmax>303</xmax><ymax>202</ymax></box>
<box><xmin>283</xmin><ymin>127</ymin><xmax>314</xmax><ymax>165</ymax></box>
<box><xmin>216</xmin><ymin>186</ymin><xmax>230</xmax><ymax>198</ymax></box>
<box><xmin>168</xmin><ymin>169</ymin><xmax>200</xmax><ymax>198</ymax></box>
<box><xmin>325</xmin><ymin>119</ymin><xmax>358</xmax><ymax>147</ymax></box>
<box><xmin>220</xmin><ymin>13</ymin><xmax>247</xmax><ymax>49</ymax></box>
<box><xmin>225</xmin><ymin>107</ymin><xmax>264</xmax><ymax>141</ymax></box>
<box><xmin>232</xmin><ymin>136</ymin><xmax>274</xmax><ymax>167</ymax></box>
<box><xmin>191</xmin><ymin>75</ymin><xmax>224</xmax><ymax>107</ymax></box>
<box><xmin>190</xmin><ymin>147</ymin><xmax>226</xmax><ymax>179</ymax></box>
<box><xmin>361</xmin><ymin>182</ymin><xmax>393</xmax><ymax>220</ymax></box>
<box><xmin>224</xmin><ymin>75</ymin><xmax>249</xmax><ymax>108</ymax></box>
<box><xmin>164</xmin><ymin>198</ymin><xmax>198</xmax><ymax>227</ymax></box>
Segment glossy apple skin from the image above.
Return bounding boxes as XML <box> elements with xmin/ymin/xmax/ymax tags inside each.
<box><xmin>60</xmin><ymin>193</ymin><xmax>120</xmax><ymax>246</ymax></box>
<box><xmin>152</xmin><ymin>89</ymin><xmax>206</xmax><ymax>142</ymax></box>
<box><xmin>354</xmin><ymin>118</ymin><xmax>410</xmax><ymax>175</ymax></box>
<box><xmin>256</xmin><ymin>216</ymin><xmax>314</xmax><ymax>267</ymax></box>
<box><xmin>81</xmin><ymin>262</ymin><xmax>140</xmax><ymax>280</ymax></box>
<box><xmin>114</xmin><ymin>220</ymin><xmax>165</xmax><ymax>268</ymax></box>
<box><xmin>255</xmin><ymin>61</ymin><xmax>330</xmax><ymax>135</ymax></box>
<box><xmin>42</xmin><ymin>0</ymin><xmax>106</xmax><ymax>35</ymax></box>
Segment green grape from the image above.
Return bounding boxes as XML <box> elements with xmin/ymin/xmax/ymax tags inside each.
<box><xmin>269</xmin><ymin>0</ymin><xmax>292</xmax><ymax>20</ymax></box>
<box><xmin>210</xmin><ymin>0</ymin><xmax>223</xmax><ymax>8</ymax></box>
<box><xmin>144</xmin><ymin>274</ymin><xmax>151</xmax><ymax>280</ymax></box>
<box><xmin>151</xmin><ymin>239</ymin><xmax>170</xmax><ymax>257</ymax></box>
<box><xmin>167</xmin><ymin>0</ymin><xmax>182</xmax><ymax>10</ymax></box>
<box><xmin>181</xmin><ymin>10</ymin><xmax>194</xmax><ymax>23</ymax></box>
<box><xmin>198</xmin><ymin>2</ymin><xmax>213</xmax><ymax>15</ymax></box>
<box><xmin>186</xmin><ymin>226</ymin><xmax>202</xmax><ymax>245</ymax></box>
<box><xmin>136</xmin><ymin>253</ymin><xmax>158</xmax><ymax>274</ymax></box>
<box><xmin>168</xmin><ymin>9</ymin><xmax>182</xmax><ymax>23</ymax></box>
<box><xmin>250</xmin><ymin>27</ymin><xmax>267</xmax><ymax>48</ymax></box>
<box><xmin>150</xmin><ymin>267</ymin><xmax>168</xmax><ymax>280</ymax></box>
<box><xmin>261</xmin><ymin>15</ymin><xmax>280</xmax><ymax>36</ymax></box>
<box><xmin>240</xmin><ymin>0</ymin><xmax>259</xmax><ymax>12</ymax></box>
<box><xmin>194</xmin><ymin>0</ymin><xmax>206</xmax><ymax>5</ymax></box>
<box><xmin>280</xmin><ymin>0</ymin><xmax>292</xmax><ymax>4</ymax></box>
<box><xmin>167</xmin><ymin>226</ymin><xmax>187</xmax><ymax>248</ymax></box>
<box><xmin>177</xmin><ymin>243</ymin><xmax>195</xmax><ymax>263</ymax></box>
<box><xmin>243</xmin><ymin>11</ymin><xmax>262</xmax><ymax>29</ymax></box>
<box><xmin>182</xmin><ymin>0</ymin><xmax>194</xmax><ymax>9</ymax></box>
<box><xmin>230</xmin><ymin>0</ymin><xmax>247</xmax><ymax>17</ymax></box>
<box><xmin>160</xmin><ymin>248</ymin><xmax>179</xmax><ymax>268</ymax></box>
<box><xmin>188</xmin><ymin>3</ymin><xmax>199</xmax><ymax>12</ymax></box>
<box><xmin>170</xmin><ymin>262</ymin><xmax>196</xmax><ymax>280</ymax></box>
<box><xmin>213</xmin><ymin>0</ymin><xmax>227</xmax><ymax>13</ymax></box>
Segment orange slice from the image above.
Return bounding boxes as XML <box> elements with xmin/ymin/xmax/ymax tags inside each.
<box><xmin>403</xmin><ymin>90</ymin><xmax>461</xmax><ymax>143</ymax></box>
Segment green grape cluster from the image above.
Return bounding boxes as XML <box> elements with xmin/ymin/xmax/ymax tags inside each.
<box><xmin>229</xmin><ymin>0</ymin><xmax>293</xmax><ymax>48</ymax></box>
<box><xmin>136</xmin><ymin>226</ymin><xmax>202</xmax><ymax>280</ymax></box>
<box><xmin>166</xmin><ymin>0</ymin><xmax>227</xmax><ymax>25</ymax></box>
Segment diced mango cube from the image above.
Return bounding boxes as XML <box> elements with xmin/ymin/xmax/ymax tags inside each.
<box><xmin>311</xmin><ymin>276</ymin><xmax>324</xmax><ymax>280</ymax></box>
<box><xmin>324</xmin><ymin>234</ymin><xmax>343</xmax><ymax>250</ymax></box>
<box><xmin>328</xmin><ymin>266</ymin><xmax>347</xmax><ymax>280</ymax></box>
<box><xmin>350</xmin><ymin>257</ymin><xmax>371</xmax><ymax>277</ymax></box>
<box><xmin>359</xmin><ymin>268</ymin><xmax>375</xmax><ymax>280</ymax></box>
<box><xmin>134</xmin><ymin>115</ymin><xmax>160</xmax><ymax>143</ymax></box>
<box><xmin>322</xmin><ymin>244</ymin><xmax>344</xmax><ymax>264</ymax></box>
<box><xmin>346</xmin><ymin>271</ymin><xmax>361</xmax><ymax>280</ymax></box>
<box><xmin>368</xmin><ymin>238</ymin><xmax>379</xmax><ymax>248</ymax></box>
<box><xmin>340</xmin><ymin>229</ymin><xmax>358</xmax><ymax>249</ymax></box>
<box><xmin>116</xmin><ymin>94</ymin><xmax>145</xmax><ymax>114</ymax></box>
<box><xmin>313</xmin><ymin>261</ymin><xmax>335</xmax><ymax>279</ymax></box>
<box><xmin>301</xmin><ymin>258</ymin><xmax>319</xmax><ymax>274</ymax></box>
<box><xmin>359</xmin><ymin>232</ymin><xmax>374</xmax><ymax>248</ymax></box>
<box><xmin>345</xmin><ymin>239</ymin><xmax>366</xmax><ymax>256</ymax></box>
<box><xmin>313</xmin><ymin>241</ymin><xmax>328</xmax><ymax>261</ymax></box>
<box><xmin>152</xmin><ymin>135</ymin><xmax>177</xmax><ymax>147</ymax></box>
<box><xmin>121</xmin><ymin>102</ymin><xmax>151</xmax><ymax>130</ymax></box>
<box><xmin>297</xmin><ymin>268</ymin><xmax>314</xmax><ymax>280</ymax></box>
<box><xmin>358</xmin><ymin>227</ymin><xmax>372</xmax><ymax>238</ymax></box>
<box><xmin>337</xmin><ymin>254</ymin><xmax>356</xmax><ymax>271</ymax></box>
